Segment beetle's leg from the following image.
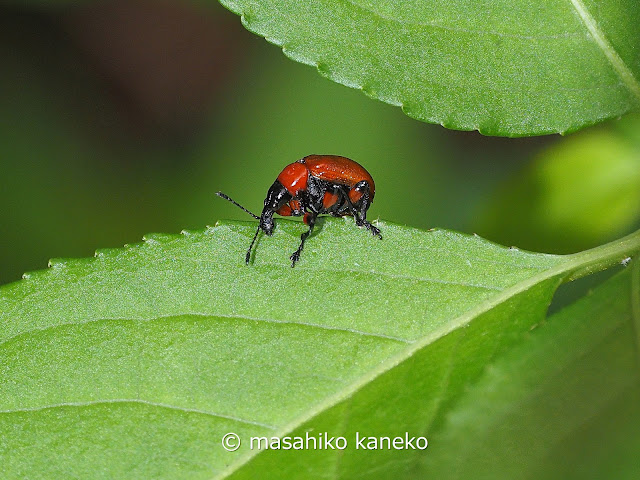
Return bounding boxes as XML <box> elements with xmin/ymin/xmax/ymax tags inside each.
<box><xmin>290</xmin><ymin>211</ymin><xmax>316</xmax><ymax>267</ymax></box>
<box><xmin>289</xmin><ymin>199</ymin><xmax>304</xmax><ymax>216</ymax></box>
<box><xmin>347</xmin><ymin>181</ymin><xmax>382</xmax><ymax>239</ymax></box>
<box><xmin>245</xmin><ymin>225</ymin><xmax>261</xmax><ymax>264</ymax></box>
<box><xmin>320</xmin><ymin>184</ymin><xmax>345</xmax><ymax>216</ymax></box>
<box><xmin>276</xmin><ymin>199</ymin><xmax>306</xmax><ymax>218</ymax></box>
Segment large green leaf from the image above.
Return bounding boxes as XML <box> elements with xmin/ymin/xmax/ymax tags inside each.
<box><xmin>227</xmin><ymin>248</ymin><xmax>640</xmax><ymax>480</ymax></box>
<box><xmin>218</xmin><ymin>0</ymin><xmax>640</xmax><ymax>136</ymax></box>
<box><xmin>415</xmin><ymin>262</ymin><xmax>640</xmax><ymax>480</ymax></box>
<box><xmin>1</xmin><ymin>219</ymin><xmax>639</xmax><ymax>478</ymax></box>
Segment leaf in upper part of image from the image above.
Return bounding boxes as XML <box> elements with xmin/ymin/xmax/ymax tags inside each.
<box><xmin>218</xmin><ymin>0</ymin><xmax>640</xmax><ymax>136</ymax></box>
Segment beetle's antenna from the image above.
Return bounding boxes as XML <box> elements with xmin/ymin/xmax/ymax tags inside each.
<box><xmin>245</xmin><ymin>225</ymin><xmax>261</xmax><ymax>264</ymax></box>
<box><xmin>217</xmin><ymin>192</ymin><xmax>263</xmax><ymax>265</ymax></box>
<box><xmin>216</xmin><ymin>192</ymin><xmax>260</xmax><ymax>220</ymax></box>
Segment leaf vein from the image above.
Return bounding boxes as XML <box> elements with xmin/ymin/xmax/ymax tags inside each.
<box><xmin>0</xmin><ymin>399</ymin><xmax>277</xmax><ymax>429</ymax></box>
<box><xmin>0</xmin><ymin>313</ymin><xmax>412</xmax><ymax>351</ymax></box>
<box><xmin>342</xmin><ymin>0</ymin><xmax>582</xmax><ymax>40</ymax></box>
<box><xmin>266</xmin><ymin>263</ymin><xmax>506</xmax><ymax>291</ymax></box>
<box><xmin>568</xmin><ymin>0</ymin><xmax>640</xmax><ymax>101</ymax></box>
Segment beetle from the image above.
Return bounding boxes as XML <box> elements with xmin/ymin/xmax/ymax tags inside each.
<box><xmin>217</xmin><ymin>154</ymin><xmax>381</xmax><ymax>267</ymax></box>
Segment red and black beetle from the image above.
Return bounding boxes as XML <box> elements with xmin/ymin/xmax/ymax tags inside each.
<box><xmin>217</xmin><ymin>154</ymin><xmax>381</xmax><ymax>267</ymax></box>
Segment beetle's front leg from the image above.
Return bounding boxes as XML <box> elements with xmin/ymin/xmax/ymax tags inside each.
<box><xmin>276</xmin><ymin>198</ymin><xmax>306</xmax><ymax>218</ymax></box>
<box><xmin>290</xmin><ymin>211</ymin><xmax>316</xmax><ymax>267</ymax></box>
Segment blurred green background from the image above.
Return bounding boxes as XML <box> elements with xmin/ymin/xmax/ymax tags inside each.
<box><xmin>1</xmin><ymin>1</ymin><xmax>639</xmax><ymax>286</ymax></box>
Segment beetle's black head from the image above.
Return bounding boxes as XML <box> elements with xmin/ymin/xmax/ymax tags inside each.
<box><xmin>260</xmin><ymin>211</ymin><xmax>275</xmax><ymax>236</ymax></box>
<box><xmin>260</xmin><ymin>180</ymin><xmax>291</xmax><ymax>235</ymax></box>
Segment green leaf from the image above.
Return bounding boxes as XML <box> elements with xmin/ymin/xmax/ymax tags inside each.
<box><xmin>1</xmin><ymin>219</ymin><xmax>639</xmax><ymax>478</ymax></box>
<box><xmin>218</xmin><ymin>0</ymin><xmax>640</xmax><ymax>136</ymax></box>
<box><xmin>227</xmin><ymin>252</ymin><xmax>640</xmax><ymax>480</ymax></box>
<box><xmin>416</xmin><ymin>262</ymin><xmax>640</xmax><ymax>479</ymax></box>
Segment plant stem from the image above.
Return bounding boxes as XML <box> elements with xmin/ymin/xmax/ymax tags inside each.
<box><xmin>563</xmin><ymin>228</ymin><xmax>640</xmax><ymax>282</ymax></box>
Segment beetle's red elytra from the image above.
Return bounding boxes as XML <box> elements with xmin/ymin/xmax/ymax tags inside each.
<box><xmin>217</xmin><ymin>154</ymin><xmax>381</xmax><ymax>267</ymax></box>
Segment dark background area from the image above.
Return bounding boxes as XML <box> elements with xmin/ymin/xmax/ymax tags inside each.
<box><xmin>1</xmin><ymin>0</ymin><xmax>639</xmax><ymax>286</ymax></box>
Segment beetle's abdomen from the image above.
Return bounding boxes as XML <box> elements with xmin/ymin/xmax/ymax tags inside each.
<box><xmin>302</xmin><ymin>155</ymin><xmax>375</xmax><ymax>201</ymax></box>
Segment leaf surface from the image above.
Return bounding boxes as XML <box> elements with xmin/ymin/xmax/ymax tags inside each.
<box><xmin>1</xmin><ymin>219</ymin><xmax>638</xmax><ymax>478</ymax></box>
<box><xmin>218</xmin><ymin>0</ymin><xmax>640</xmax><ymax>135</ymax></box>
<box><xmin>417</xmin><ymin>261</ymin><xmax>640</xmax><ymax>479</ymax></box>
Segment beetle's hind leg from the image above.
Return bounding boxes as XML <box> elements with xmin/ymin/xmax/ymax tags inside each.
<box><xmin>347</xmin><ymin>181</ymin><xmax>382</xmax><ymax>239</ymax></box>
<box><xmin>359</xmin><ymin>217</ymin><xmax>382</xmax><ymax>239</ymax></box>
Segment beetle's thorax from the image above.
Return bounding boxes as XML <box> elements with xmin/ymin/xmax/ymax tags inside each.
<box><xmin>277</xmin><ymin>162</ymin><xmax>309</xmax><ymax>196</ymax></box>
